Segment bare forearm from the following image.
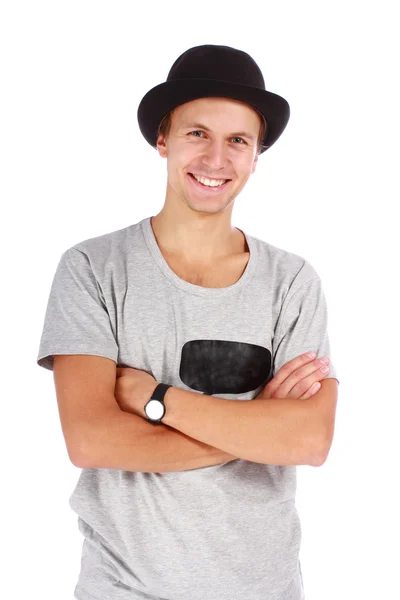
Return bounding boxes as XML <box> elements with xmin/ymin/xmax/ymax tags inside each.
<box><xmin>79</xmin><ymin>408</ymin><xmax>238</xmax><ymax>472</ymax></box>
<box><xmin>162</xmin><ymin>388</ymin><xmax>321</xmax><ymax>466</ymax></box>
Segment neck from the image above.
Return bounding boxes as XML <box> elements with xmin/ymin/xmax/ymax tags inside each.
<box><xmin>149</xmin><ymin>211</ymin><xmax>246</xmax><ymax>264</ymax></box>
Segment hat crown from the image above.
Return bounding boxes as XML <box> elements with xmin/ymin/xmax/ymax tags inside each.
<box><xmin>167</xmin><ymin>44</ymin><xmax>266</xmax><ymax>90</ymax></box>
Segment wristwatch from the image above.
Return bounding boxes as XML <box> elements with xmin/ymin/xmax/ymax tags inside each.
<box><xmin>144</xmin><ymin>383</ymin><xmax>172</xmax><ymax>425</ymax></box>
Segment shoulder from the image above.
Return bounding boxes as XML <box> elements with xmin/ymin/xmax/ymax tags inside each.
<box><xmin>71</xmin><ymin>221</ymin><xmax>141</xmax><ymax>255</ymax></box>
<box><xmin>61</xmin><ymin>219</ymin><xmax>145</xmax><ymax>271</ymax></box>
<box><xmin>246</xmin><ymin>231</ymin><xmax>320</xmax><ymax>291</ymax></box>
<box><xmin>55</xmin><ymin>219</ymin><xmax>145</xmax><ymax>286</ymax></box>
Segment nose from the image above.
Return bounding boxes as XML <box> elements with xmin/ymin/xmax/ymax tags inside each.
<box><xmin>201</xmin><ymin>139</ymin><xmax>228</xmax><ymax>172</ymax></box>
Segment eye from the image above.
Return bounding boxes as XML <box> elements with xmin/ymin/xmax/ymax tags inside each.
<box><xmin>189</xmin><ymin>131</ymin><xmax>246</xmax><ymax>144</ymax></box>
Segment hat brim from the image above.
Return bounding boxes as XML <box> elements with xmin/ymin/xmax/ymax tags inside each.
<box><xmin>137</xmin><ymin>78</ymin><xmax>290</xmax><ymax>154</ymax></box>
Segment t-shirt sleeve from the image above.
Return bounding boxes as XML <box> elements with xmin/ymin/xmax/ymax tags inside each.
<box><xmin>37</xmin><ymin>247</ymin><xmax>119</xmax><ymax>371</ymax></box>
<box><xmin>272</xmin><ymin>275</ymin><xmax>339</xmax><ymax>385</ymax></box>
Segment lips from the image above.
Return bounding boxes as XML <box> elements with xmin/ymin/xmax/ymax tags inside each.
<box><xmin>187</xmin><ymin>173</ymin><xmax>232</xmax><ymax>193</ymax></box>
<box><xmin>189</xmin><ymin>173</ymin><xmax>231</xmax><ymax>183</ymax></box>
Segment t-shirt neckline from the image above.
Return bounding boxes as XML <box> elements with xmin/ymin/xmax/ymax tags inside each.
<box><xmin>141</xmin><ymin>216</ymin><xmax>258</xmax><ymax>298</ymax></box>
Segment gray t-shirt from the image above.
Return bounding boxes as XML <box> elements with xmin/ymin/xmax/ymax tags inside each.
<box><xmin>37</xmin><ymin>216</ymin><xmax>339</xmax><ymax>600</ymax></box>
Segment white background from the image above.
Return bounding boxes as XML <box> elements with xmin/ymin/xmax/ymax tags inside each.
<box><xmin>1</xmin><ymin>1</ymin><xmax>399</xmax><ymax>599</ymax></box>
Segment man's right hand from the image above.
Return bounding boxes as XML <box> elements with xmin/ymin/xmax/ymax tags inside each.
<box><xmin>258</xmin><ymin>352</ymin><xmax>331</xmax><ymax>400</ymax></box>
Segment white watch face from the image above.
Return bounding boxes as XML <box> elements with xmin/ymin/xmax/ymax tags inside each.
<box><xmin>146</xmin><ymin>399</ymin><xmax>164</xmax><ymax>419</ymax></box>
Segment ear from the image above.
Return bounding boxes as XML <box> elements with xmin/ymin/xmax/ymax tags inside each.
<box><xmin>157</xmin><ymin>134</ymin><xmax>168</xmax><ymax>158</ymax></box>
<box><xmin>251</xmin><ymin>153</ymin><xmax>259</xmax><ymax>174</ymax></box>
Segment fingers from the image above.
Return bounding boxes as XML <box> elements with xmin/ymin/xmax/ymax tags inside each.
<box><xmin>267</xmin><ymin>352</ymin><xmax>319</xmax><ymax>395</ymax></box>
<box><xmin>268</xmin><ymin>352</ymin><xmax>330</xmax><ymax>399</ymax></box>
<box><xmin>298</xmin><ymin>381</ymin><xmax>321</xmax><ymax>400</ymax></box>
<box><xmin>282</xmin><ymin>359</ymin><xmax>330</xmax><ymax>399</ymax></box>
<box><xmin>289</xmin><ymin>364</ymin><xmax>329</xmax><ymax>399</ymax></box>
<box><xmin>272</xmin><ymin>352</ymin><xmax>316</xmax><ymax>385</ymax></box>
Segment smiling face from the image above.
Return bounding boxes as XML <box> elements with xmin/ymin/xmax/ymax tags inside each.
<box><xmin>156</xmin><ymin>97</ymin><xmax>263</xmax><ymax>217</ymax></box>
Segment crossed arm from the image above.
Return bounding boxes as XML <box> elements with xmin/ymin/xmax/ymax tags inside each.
<box><xmin>160</xmin><ymin>381</ymin><xmax>337</xmax><ymax>466</ymax></box>
<box><xmin>84</xmin><ymin>378</ymin><xmax>337</xmax><ymax>471</ymax></box>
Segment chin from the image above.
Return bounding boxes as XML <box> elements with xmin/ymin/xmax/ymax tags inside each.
<box><xmin>185</xmin><ymin>195</ymin><xmax>236</xmax><ymax>214</ymax></box>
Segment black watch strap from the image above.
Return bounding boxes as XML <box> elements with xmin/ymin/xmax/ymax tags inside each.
<box><xmin>151</xmin><ymin>383</ymin><xmax>172</xmax><ymax>400</ymax></box>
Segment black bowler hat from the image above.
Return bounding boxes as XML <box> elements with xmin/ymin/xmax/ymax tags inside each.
<box><xmin>137</xmin><ymin>44</ymin><xmax>290</xmax><ymax>154</ymax></box>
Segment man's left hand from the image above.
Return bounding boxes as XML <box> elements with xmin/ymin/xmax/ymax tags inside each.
<box><xmin>115</xmin><ymin>367</ymin><xmax>158</xmax><ymax>418</ymax></box>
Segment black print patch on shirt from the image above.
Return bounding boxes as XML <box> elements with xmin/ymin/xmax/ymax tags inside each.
<box><xmin>179</xmin><ymin>339</ymin><xmax>272</xmax><ymax>396</ymax></box>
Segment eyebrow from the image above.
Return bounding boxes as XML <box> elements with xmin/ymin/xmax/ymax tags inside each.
<box><xmin>181</xmin><ymin>122</ymin><xmax>256</xmax><ymax>141</ymax></box>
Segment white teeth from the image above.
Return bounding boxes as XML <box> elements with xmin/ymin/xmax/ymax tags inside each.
<box><xmin>193</xmin><ymin>174</ymin><xmax>227</xmax><ymax>187</ymax></box>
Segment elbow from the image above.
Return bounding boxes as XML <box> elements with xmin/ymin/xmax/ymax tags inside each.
<box><xmin>69</xmin><ymin>446</ymin><xmax>91</xmax><ymax>469</ymax></box>
<box><xmin>70</xmin><ymin>450</ymin><xmax>93</xmax><ymax>469</ymax></box>
<box><xmin>67</xmin><ymin>415</ymin><xmax>114</xmax><ymax>468</ymax></box>
<box><xmin>67</xmin><ymin>436</ymin><xmax>94</xmax><ymax>469</ymax></box>
<box><xmin>310</xmin><ymin>452</ymin><xmax>327</xmax><ymax>467</ymax></box>
<box><xmin>310</xmin><ymin>440</ymin><xmax>331</xmax><ymax>467</ymax></box>
<box><xmin>297</xmin><ymin>434</ymin><xmax>328</xmax><ymax>467</ymax></box>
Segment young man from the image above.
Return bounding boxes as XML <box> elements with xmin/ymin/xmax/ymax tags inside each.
<box><xmin>37</xmin><ymin>45</ymin><xmax>339</xmax><ymax>600</ymax></box>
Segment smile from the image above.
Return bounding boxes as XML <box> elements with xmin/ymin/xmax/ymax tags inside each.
<box><xmin>187</xmin><ymin>172</ymin><xmax>232</xmax><ymax>193</ymax></box>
